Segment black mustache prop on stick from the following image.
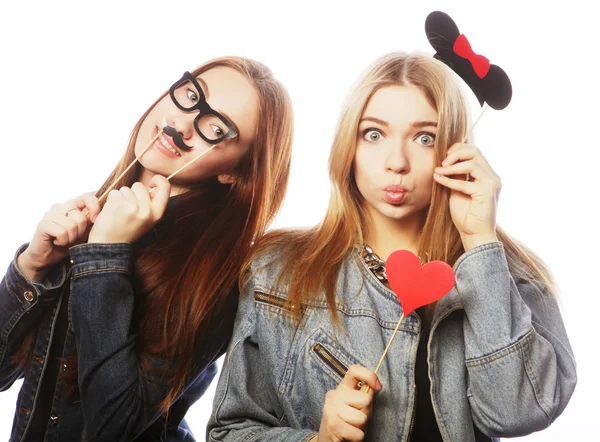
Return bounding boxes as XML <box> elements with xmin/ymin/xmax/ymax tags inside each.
<box><xmin>89</xmin><ymin>122</ymin><xmax>217</xmax><ymax>213</ymax></box>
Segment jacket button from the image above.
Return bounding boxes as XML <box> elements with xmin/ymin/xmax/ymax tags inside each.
<box><xmin>24</xmin><ymin>291</ymin><xmax>34</xmax><ymax>302</ymax></box>
<box><xmin>21</xmin><ymin>407</ymin><xmax>30</xmax><ymax>415</ymax></box>
<box><xmin>50</xmin><ymin>415</ymin><xmax>59</xmax><ymax>424</ymax></box>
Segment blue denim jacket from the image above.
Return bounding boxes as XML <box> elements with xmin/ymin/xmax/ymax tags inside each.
<box><xmin>207</xmin><ymin>242</ymin><xmax>577</xmax><ymax>441</ymax></box>
<box><xmin>0</xmin><ymin>241</ymin><xmax>234</xmax><ymax>441</ymax></box>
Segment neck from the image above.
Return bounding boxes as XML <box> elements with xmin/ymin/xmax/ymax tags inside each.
<box><xmin>139</xmin><ymin>168</ymin><xmax>187</xmax><ymax>196</ymax></box>
<box><xmin>363</xmin><ymin>208</ymin><xmax>424</xmax><ymax>261</ymax></box>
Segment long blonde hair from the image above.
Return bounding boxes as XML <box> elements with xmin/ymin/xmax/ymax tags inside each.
<box><xmin>248</xmin><ymin>52</ymin><xmax>553</xmax><ymax>322</ymax></box>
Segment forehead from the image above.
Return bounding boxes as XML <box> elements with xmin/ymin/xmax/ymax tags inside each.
<box><xmin>362</xmin><ymin>85</ymin><xmax>437</xmax><ymax>125</ymax></box>
<box><xmin>197</xmin><ymin>66</ymin><xmax>259</xmax><ymax>143</ymax></box>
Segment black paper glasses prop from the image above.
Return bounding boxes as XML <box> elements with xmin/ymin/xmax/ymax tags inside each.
<box><xmin>97</xmin><ymin>71</ymin><xmax>237</xmax><ymax>204</ymax></box>
<box><xmin>168</xmin><ymin>71</ymin><xmax>238</xmax><ymax>146</ymax></box>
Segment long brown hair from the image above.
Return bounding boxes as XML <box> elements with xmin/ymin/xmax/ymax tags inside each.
<box><xmin>248</xmin><ymin>52</ymin><xmax>553</xmax><ymax>323</ymax></box>
<box><xmin>14</xmin><ymin>56</ymin><xmax>293</xmax><ymax>412</ymax></box>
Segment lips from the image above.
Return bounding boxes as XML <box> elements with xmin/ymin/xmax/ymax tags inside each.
<box><xmin>384</xmin><ymin>185</ymin><xmax>407</xmax><ymax>193</ymax></box>
<box><xmin>153</xmin><ymin>126</ymin><xmax>181</xmax><ymax>158</ymax></box>
<box><xmin>383</xmin><ymin>185</ymin><xmax>407</xmax><ymax>205</ymax></box>
<box><xmin>161</xmin><ymin>116</ymin><xmax>194</xmax><ymax>151</ymax></box>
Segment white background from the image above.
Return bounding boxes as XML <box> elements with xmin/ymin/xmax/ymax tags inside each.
<box><xmin>0</xmin><ymin>1</ymin><xmax>596</xmax><ymax>440</ymax></box>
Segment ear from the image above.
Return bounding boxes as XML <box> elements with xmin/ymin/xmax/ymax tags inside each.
<box><xmin>217</xmin><ymin>173</ymin><xmax>237</xmax><ymax>185</ymax></box>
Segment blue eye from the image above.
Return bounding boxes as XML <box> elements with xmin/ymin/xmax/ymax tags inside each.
<box><xmin>363</xmin><ymin>128</ymin><xmax>384</xmax><ymax>142</ymax></box>
<box><xmin>210</xmin><ymin>124</ymin><xmax>224</xmax><ymax>137</ymax></box>
<box><xmin>416</xmin><ymin>132</ymin><xmax>436</xmax><ymax>146</ymax></box>
<box><xmin>186</xmin><ymin>88</ymin><xmax>199</xmax><ymax>103</ymax></box>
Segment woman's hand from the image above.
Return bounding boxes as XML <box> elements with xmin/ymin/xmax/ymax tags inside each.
<box><xmin>17</xmin><ymin>192</ymin><xmax>100</xmax><ymax>282</ymax></box>
<box><xmin>433</xmin><ymin>143</ymin><xmax>501</xmax><ymax>251</ymax></box>
<box><xmin>88</xmin><ymin>175</ymin><xmax>170</xmax><ymax>244</ymax></box>
<box><xmin>317</xmin><ymin>364</ymin><xmax>382</xmax><ymax>442</ymax></box>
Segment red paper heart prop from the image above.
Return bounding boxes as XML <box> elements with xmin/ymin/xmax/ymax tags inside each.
<box><xmin>386</xmin><ymin>250</ymin><xmax>455</xmax><ymax>316</ymax></box>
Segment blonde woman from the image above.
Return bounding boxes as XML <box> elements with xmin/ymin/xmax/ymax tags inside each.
<box><xmin>207</xmin><ymin>53</ymin><xmax>576</xmax><ymax>442</ymax></box>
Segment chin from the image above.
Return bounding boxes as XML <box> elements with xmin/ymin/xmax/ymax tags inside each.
<box><xmin>378</xmin><ymin>203</ymin><xmax>422</xmax><ymax>221</ymax></box>
<box><xmin>138</xmin><ymin>159</ymin><xmax>170</xmax><ymax>177</ymax></box>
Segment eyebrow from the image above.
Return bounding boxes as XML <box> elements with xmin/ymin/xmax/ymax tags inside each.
<box><xmin>411</xmin><ymin>121</ymin><xmax>438</xmax><ymax>128</ymax></box>
<box><xmin>197</xmin><ymin>77</ymin><xmax>210</xmax><ymax>98</ymax></box>
<box><xmin>197</xmin><ymin>77</ymin><xmax>241</xmax><ymax>139</ymax></box>
<box><xmin>359</xmin><ymin>117</ymin><xmax>438</xmax><ymax>129</ymax></box>
<box><xmin>360</xmin><ymin>117</ymin><xmax>389</xmax><ymax>127</ymax></box>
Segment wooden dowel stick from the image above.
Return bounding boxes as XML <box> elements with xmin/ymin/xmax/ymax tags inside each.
<box><xmin>98</xmin><ymin>129</ymin><xmax>163</xmax><ymax>203</ymax></box>
<box><xmin>363</xmin><ymin>313</ymin><xmax>405</xmax><ymax>394</ymax></box>
<box><xmin>149</xmin><ymin>144</ymin><xmax>218</xmax><ymax>194</ymax></box>
<box><xmin>462</xmin><ymin>103</ymin><xmax>489</xmax><ymax>182</ymax></box>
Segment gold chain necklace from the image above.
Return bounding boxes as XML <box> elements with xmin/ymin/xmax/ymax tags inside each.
<box><xmin>360</xmin><ymin>243</ymin><xmax>388</xmax><ymax>282</ymax></box>
<box><xmin>360</xmin><ymin>243</ymin><xmax>428</xmax><ymax>283</ymax></box>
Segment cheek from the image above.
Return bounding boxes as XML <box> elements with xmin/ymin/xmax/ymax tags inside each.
<box><xmin>142</xmin><ymin>99</ymin><xmax>173</xmax><ymax>130</ymax></box>
<box><xmin>420</xmin><ymin>176</ymin><xmax>434</xmax><ymax>199</ymax></box>
<box><xmin>189</xmin><ymin>146</ymin><xmax>245</xmax><ymax>175</ymax></box>
<box><xmin>414</xmin><ymin>151</ymin><xmax>436</xmax><ymax>177</ymax></box>
<box><xmin>414</xmin><ymin>155</ymin><xmax>435</xmax><ymax>200</ymax></box>
<box><xmin>353</xmin><ymin>148</ymin><xmax>374</xmax><ymax>183</ymax></box>
<box><xmin>137</xmin><ymin>102</ymin><xmax>168</xmax><ymax>140</ymax></box>
<box><xmin>151</xmin><ymin>97</ymin><xmax>170</xmax><ymax>114</ymax></box>
<box><xmin>415</xmin><ymin>169</ymin><xmax>435</xmax><ymax>205</ymax></box>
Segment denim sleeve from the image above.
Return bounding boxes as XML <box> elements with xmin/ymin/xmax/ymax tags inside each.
<box><xmin>0</xmin><ymin>244</ymin><xmax>67</xmax><ymax>390</ymax></box>
<box><xmin>68</xmin><ymin>243</ymin><xmax>177</xmax><ymax>441</ymax></box>
<box><xmin>455</xmin><ymin>242</ymin><xmax>577</xmax><ymax>437</ymax></box>
<box><xmin>207</xmin><ymin>275</ymin><xmax>317</xmax><ymax>442</ymax></box>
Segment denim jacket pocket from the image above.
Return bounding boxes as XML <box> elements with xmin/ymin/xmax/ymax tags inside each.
<box><xmin>282</xmin><ymin>328</ymin><xmax>363</xmax><ymax>432</ymax></box>
<box><xmin>308</xmin><ymin>328</ymin><xmax>361</xmax><ymax>385</ymax></box>
<box><xmin>254</xmin><ymin>290</ymin><xmax>289</xmax><ymax>311</ymax></box>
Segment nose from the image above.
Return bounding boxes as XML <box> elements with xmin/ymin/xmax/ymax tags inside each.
<box><xmin>168</xmin><ymin>112</ymin><xmax>197</xmax><ymax>141</ymax></box>
<box><xmin>385</xmin><ymin>139</ymin><xmax>410</xmax><ymax>175</ymax></box>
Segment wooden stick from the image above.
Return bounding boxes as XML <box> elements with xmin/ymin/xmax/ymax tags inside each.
<box><xmin>149</xmin><ymin>144</ymin><xmax>217</xmax><ymax>194</ymax></box>
<box><xmin>81</xmin><ymin>131</ymin><xmax>162</xmax><ymax>219</ymax></box>
<box><xmin>98</xmin><ymin>130</ymin><xmax>163</xmax><ymax>203</ymax></box>
<box><xmin>462</xmin><ymin>103</ymin><xmax>489</xmax><ymax>181</ymax></box>
<box><xmin>363</xmin><ymin>313</ymin><xmax>405</xmax><ymax>394</ymax></box>
<box><xmin>462</xmin><ymin>103</ymin><xmax>489</xmax><ymax>143</ymax></box>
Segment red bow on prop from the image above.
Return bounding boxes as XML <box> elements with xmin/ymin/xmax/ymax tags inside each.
<box><xmin>453</xmin><ymin>34</ymin><xmax>490</xmax><ymax>79</ymax></box>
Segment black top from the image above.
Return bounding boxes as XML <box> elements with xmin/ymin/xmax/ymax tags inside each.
<box><xmin>27</xmin><ymin>282</ymin><xmax>70</xmax><ymax>439</ymax></box>
<box><xmin>411</xmin><ymin>306</ymin><xmax>444</xmax><ymax>441</ymax></box>
<box><xmin>410</xmin><ymin>307</ymin><xmax>492</xmax><ymax>442</ymax></box>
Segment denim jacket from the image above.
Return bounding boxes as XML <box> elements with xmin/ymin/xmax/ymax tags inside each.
<box><xmin>1</xmin><ymin>239</ymin><xmax>236</xmax><ymax>441</ymax></box>
<box><xmin>207</xmin><ymin>242</ymin><xmax>577</xmax><ymax>441</ymax></box>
